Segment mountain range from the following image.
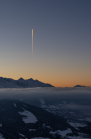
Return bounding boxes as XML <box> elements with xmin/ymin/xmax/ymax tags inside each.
<box><xmin>74</xmin><ymin>85</ymin><xmax>86</xmax><ymax>87</ymax></box>
<box><xmin>0</xmin><ymin>77</ymin><xmax>54</xmax><ymax>88</ymax></box>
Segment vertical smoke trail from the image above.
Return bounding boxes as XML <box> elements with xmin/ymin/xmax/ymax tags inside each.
<box><xmin>32</xmin><ymin>29</ymin><xmax>33</xmax><ymax>55</ymax></box>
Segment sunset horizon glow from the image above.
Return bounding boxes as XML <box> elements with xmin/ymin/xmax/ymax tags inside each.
<box><xmin>0</xmin><ymin>1</ymin><xmax>91</xmax><ymax>88</ymax></box>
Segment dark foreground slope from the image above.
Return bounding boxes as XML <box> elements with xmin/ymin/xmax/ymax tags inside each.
<box><xmin>0</xmin><ymin>99</ymin><xmax>79</xmax><ymax>139</ymax></box>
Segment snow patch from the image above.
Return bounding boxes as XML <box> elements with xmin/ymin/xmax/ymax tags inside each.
<box><xmin>43</xmin><ymin>124</ymin><xmax>50</xmax><ymax>129</ymax></box>
<box><xmin>18</xmin><ymin>110</ymin><xmax>38</xmax><ymax>123</ymax></box>
<box><xmin>23</xmin><ymin>105</ymin><xmax>27</xmax><ymax>107</ymax></box>
<box><xmin>14</xmin><ymin>103</ymin><xmax>17</xmax><ymax>107</ymax></box>
<box><xmin>68</xmin><ymin>136</ymin><xmax>90</xmax><ymax>139</ymax></box>
<box><xmin>68</xmin><ymin>122</ymin><xmax>87</xmax><ymax>128</ymax></box>
<box><xmin>0</xmin><ymin>134</ymin><xmax>5</xmax><ymax>139</ymax></box>
<box><xmin>19</xmin><ymin>133</ymin><xmax>25</xmax><ymax>137</ymax></box>
<box><xmin>85</xmin><ymin>117</ymin><xmax>91</xmax><ymax>122</ymax></box>
<box><xmin>40</xmin><ymin>99</ymin><xmax>47</xmax><ymax>108</ymax></box>
<box><xmin>31</xmin><ymin>137</ymin><xmax>50</xmax><ymax>139</ymax></box>
<box><xmin>29</xmin><ymin>129</ymin><xmax>36</xmax><ymax>131</ymax></box>
<box><xmin>0</xmin><ymin>124</ymin><xmax>2</xmax><ymax>127</ymax></box>
<box><xmin>48</xmin><ymin>105</ymin><xmax>60</xmax><ymax>110</ymax></box>
<box><xmin>50</xmin><ymin>128</ymin><xmax>72</xmax><ymax>137</ymax></box>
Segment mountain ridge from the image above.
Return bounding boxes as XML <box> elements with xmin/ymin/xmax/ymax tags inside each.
<box><xmin>0</xmin><ymin>77</ymin><xmax>54</xmax><ymax>88</ymax></box>
<box><xmin>74</xmin><ymin>85</ymin><xmax>86</xmax><ymax>87</ymax></box>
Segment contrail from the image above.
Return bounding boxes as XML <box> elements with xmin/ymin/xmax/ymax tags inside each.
<box><xmin>32</xmin><ymin>29</ymin><xmax>33</xmax><ymax>55</ymax></box>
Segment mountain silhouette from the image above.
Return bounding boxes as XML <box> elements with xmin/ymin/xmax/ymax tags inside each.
<box><xmin>0</xmin><ymin>77</ymin><xmax>54</xmax><ymax>88</ymax></box>
<box><xmin>74</xmin><ymin>85</ymin><xmax>86</xmax><ymax>87</ymax></box>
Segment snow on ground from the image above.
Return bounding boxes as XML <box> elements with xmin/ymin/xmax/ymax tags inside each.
<box><xmin>18</xmin><ymin>109</ymin><xmax>38</xmax><ymax>123</ymax></box>
<box><xmin>50</xmin><ymin>128</ymin><xmax>72</xmax><ymax>137</ymax></box>
<box><xmin>23</xmin><ymin>105</ymin><xmax>27</xmax><ymax>107</ymax></box>
<box><xmin>0</xmin><ymin>124</ymin><xmax>2</xmax><ymax>127</ymax></box>
<box><xmin>29</xmin><ymin>129</ymin><xmax>36</xmax><ymax>131</ymax></box>
<box><xmin>19</xmin><ymin>133</ymin><xmax>25</xmax><ymax>137</ymax></box>
<box><xmin>85</xmin><ymin>117</ymin><xmax>91</xmax><ymax>122</ymax></box>
<box><xmin>78</xmin><ymin>133</ymin><xmax>89</xmax><ymax>138</ymax></box>
<box><xmin>0</xmin><ymin>134</ymin><xmax>5</xmax><ymax>139</ymax></box>
<box><xmin>31</xmin><ymin>137</ymin><xmax>50</xmax><ymax>139</ymax></box>
<box><xmin>48</xmin><ymin>105</ymin><xmax>60</xmax><ymax>110</ymax></box>
<box><xmin>43</xmin><ymin>124</ymin><xmax>50</xmax><ymax>129</ymax></box>
<box><xmin>14</xmin><ymin>103</ymin><xmax>17</xmax><ymax>107</ymax></box>
<box><xmin>68</xmin><ymin>122</ymin><xmax>87</xmax><ymax>128</ymax></box>
<box><xmin>45</xmin><ymin>126</ymin><xmax>50</xmax><ymax>128</ymax></box>
<box><xmin>68</xmin><ymin>136</ymin><xmax>90</xmax><ymax>139</ymax></box>
<box><xmin>40</xmin><ymin>99</ymin><xmax>47</xmax><ymax>108</ymax></box>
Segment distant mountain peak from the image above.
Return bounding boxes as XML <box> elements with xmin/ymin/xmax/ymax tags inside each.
<box><xmin>18</xmin><ymin>77</ymin><xmax>24</xmax><ymax>80</ymax></box>
<box><xmin>28</xmin><ymin>78</ymin><xmax>34</xmax><ymax>81</ymax></box>
<box><xmin>74</xmin><ymin>85</ymin><xmax>86</xmax><ymax>87</ymax></box>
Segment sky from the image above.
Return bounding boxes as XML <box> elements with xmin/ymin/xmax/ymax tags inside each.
<box><xmin>0</xmin><ymin>0</ymin><xmax>91</xmax><ymax>87</ymax></box>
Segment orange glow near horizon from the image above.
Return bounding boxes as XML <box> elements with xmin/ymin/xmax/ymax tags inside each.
<box><xmin>0</xmin><ymin>55</ymin><xmax>91</xmax><ymax>88</ymax></box>
<box><xmin>1</xmin><ymin>74</ymin><xmax>91</xmax><ymax>88</ymax></box>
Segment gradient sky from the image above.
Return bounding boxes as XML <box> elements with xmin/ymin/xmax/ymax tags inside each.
<box><xmin>0</xmin><ymin>0</ymin><xmax>91</xmax><ymax>87</ymax></box>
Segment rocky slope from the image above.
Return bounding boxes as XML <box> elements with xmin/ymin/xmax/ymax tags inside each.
<box><xmin>0</xmin><ymin>99</ymin><xmax>80</xmax><ymax>139</ymax></box>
